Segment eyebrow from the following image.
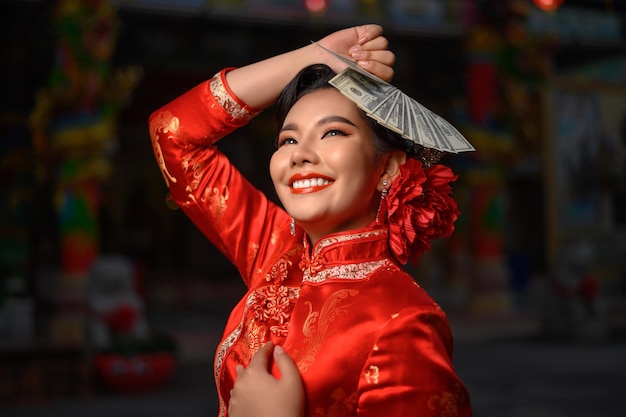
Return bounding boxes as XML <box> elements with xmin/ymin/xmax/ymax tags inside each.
<box><xmin>280</xmin><ymin>115</ymin><xmax>358</xmax><ymax>133</ymax></box>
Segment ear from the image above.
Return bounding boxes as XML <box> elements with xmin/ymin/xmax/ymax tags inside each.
<box><xmin>378</xmin><ymin>150</ymin><xmax>406</xmax><ymax>191</ymax></box>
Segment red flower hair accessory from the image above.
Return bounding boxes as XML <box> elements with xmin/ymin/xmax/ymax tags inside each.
<box><xmin>385</xmin><ymin>158</ymin><xmax>459</xmax><ymax>265</ymax></box>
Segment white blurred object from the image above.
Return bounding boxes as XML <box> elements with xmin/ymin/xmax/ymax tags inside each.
<box><xmin>87</xmin><ymin>255</ymin><xmax>150</xmax><ymax>348</ymax></box>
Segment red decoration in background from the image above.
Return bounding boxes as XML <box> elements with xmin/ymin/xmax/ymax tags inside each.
<box><xmin>304</xmin><ymin>0</ymin><xmax>328</xmax><ymax>13</ymax></box>
<box><xmin>103</xmin><ymin>304</ymin><xmax>138</xmax><ymax>334</ymax></box>
<box><xmin>467</xmin><ymin>60</ymin><xmax>498</xmax><ymax>125</ymax></box>
<box><xmin>94</xmin><ymin>353</ymin><xmax>175</xmax><ymax>393</ymax></box>
<box><xmin>532</xmin><ymin>0</ymin><xmax>564</xmax><ymax>11</ymax></box>
<box><xmin>469</xmin><ymin>185</ymin><xmax>505</xmax><ymax>260</ymax></box>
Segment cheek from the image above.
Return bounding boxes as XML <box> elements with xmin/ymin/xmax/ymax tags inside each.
<box><xmin>331</xmin><ymin>149</ymin><xmax>381</xmax><ymax>184</ymax></box>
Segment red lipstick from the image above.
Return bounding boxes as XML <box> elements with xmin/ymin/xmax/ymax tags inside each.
<box><xmin>289</xmin><ymin>173</ymin><xmax>334</xmax><ymax>195</ymax></box>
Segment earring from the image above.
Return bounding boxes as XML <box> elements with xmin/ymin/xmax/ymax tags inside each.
<box><xmin>376</xmin><ymin>180</ymin><xmax>389</xmax><ymax>224</ymax></box>
<box><xmin>290</xmin><ymin>218</ymin><xmax>296</xmax><ymax>236</ymax></box>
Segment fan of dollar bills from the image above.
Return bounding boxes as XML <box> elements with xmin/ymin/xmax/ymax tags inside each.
<box><xmin>316</xmin><ymin>43</ymin><xmax>475</xmax><ymax>154</ymax></box>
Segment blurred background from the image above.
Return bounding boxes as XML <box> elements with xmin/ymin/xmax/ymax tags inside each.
<box><xmin>1</xmin><ymin>0</ymin><xmax>625</xmax><ymax>416</ymax></box>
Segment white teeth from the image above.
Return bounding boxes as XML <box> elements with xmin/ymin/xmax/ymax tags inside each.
<box><xmin>292</xmin><ymin>178</ymin><xmax>331</xmax><ymax>189</ymax></box>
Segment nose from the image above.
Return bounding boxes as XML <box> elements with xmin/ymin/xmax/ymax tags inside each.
<box><xmin>289</xmin><ymin>139</ymin><xmax>320</xmax><ymax>167</ymax></box>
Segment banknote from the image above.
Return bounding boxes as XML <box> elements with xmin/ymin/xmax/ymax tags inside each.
<box><xmin>408</xmin><ymin>97</ymin><xmax>439</xmax><ymax>150</ymax></box>
<box><xmin>318</xmin><ymin>43</ymin><xmax>475</xmax><ymax>154</ymax></box>
<box><xmin>427</xmin><ymin>110</ymin><xmax>475</xmax><ymax>153</ymax></box>
<box><xmin>370</xmin><ymin>90</ymin><xmax>400</xmax><ymax>124</ymax></box>
<box><xmin>329</xmin><ymin>68</ymin><xmax>399</xmax><ymax>114</ymax></box>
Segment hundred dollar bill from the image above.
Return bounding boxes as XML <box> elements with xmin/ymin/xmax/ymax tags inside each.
<box><xmin>407</xmin><ymin>98</ymin><xmax>475</xmax><ymax>152</ymax></box>
<box><xmin>415</xmin><ymin>100</ymin><xmax>453</xmax><ymax>152</ymax></box>
<box><xmin>404</xmin><ymin>94</ymin><xmax>422</xmax><ymax>146</ymax></box>
<box><xmin>382</xmin><ymin>92</ymin><xmax>405</xmax><ymax>135</ymax></box>
<box><xmin>369</xmin><ymin>90</ymin><xmax>401</xmax><ymax>124</ymax></box>
<box><xmin>426</xmin><ymin>110</ymin><xmax>475</xmax><ymax>152</ymax></box>
<box><xmin>329</xmin><ymin>68</ymin><xmax>398</xmax><ymax>114</ymax></box>
<box><xmin>408</xmin><ymin>97</ymin><xmax>440</xmax><ymax>150</ymax></box>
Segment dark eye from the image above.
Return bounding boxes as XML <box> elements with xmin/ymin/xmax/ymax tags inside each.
<box><xmin>276</xmin><ymin>136</ymin><xmax>297</xmax><ymax>148</ymax></box>
<box><xmin>323</xmin><ymin>129</ymin><xmax>347</xmax><ymax>138</ymax></box>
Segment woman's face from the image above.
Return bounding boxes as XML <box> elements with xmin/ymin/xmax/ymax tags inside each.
<box><xmin>270</xmin><ymin>88</ymin><xmax>385</xmax><ymax>243</ymax></box>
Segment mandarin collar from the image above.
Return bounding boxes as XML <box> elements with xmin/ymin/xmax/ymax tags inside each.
<box><xmin>300</xmin><ymin>226</ymin><xmax>391</xmax><ymax>277</ymax></box>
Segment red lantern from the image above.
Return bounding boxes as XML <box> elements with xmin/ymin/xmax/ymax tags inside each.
<box><xmin>533</xmin><ymin>0</ymin><xmax>565</xmax><ymax>11</ymax></box>
<box><xmin>304</xmin><ymin>0</ymin><xmax>328</xmax><ymax>14</ymax></box>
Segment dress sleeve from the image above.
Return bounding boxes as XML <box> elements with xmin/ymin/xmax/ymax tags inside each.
<box><xmin>356</xmin><ymin>306</ymin><xmax>472</xmax><ymax>417</ymax></box>
<box><xmin>148</xmin><ymin>69</ymin><xmax>293</xmax><ymax>287</ymax></box>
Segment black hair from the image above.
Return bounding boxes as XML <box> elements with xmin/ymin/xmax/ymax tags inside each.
<box><xmin>274</xmin><ymin>64</ymin><xmax>426</xmax><ymax>160</ymax></box>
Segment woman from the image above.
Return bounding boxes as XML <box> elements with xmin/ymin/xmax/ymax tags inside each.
<box><xmin>149</xmin><ymin>25</ymin><xmax>472</xmax><ymax>417</ymax></box>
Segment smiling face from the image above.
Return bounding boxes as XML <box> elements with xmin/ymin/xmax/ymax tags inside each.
<box><xmin>270</xmin><ymin>88</ymin><xmax>386</xmax><ymax>243</ymax></box>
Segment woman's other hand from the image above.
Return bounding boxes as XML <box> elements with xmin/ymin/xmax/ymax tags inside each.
<box><xmin>318</xmin><ymin>24</ymin><xmax>396</xmax><ymax>82</ymax></box>
<box><xmin>228</xmin><ymin>342</ymin><xmax>304</xmax><ymax>417</ymax></box>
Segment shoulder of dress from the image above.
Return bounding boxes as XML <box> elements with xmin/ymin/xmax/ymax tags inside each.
<box><xmin>386</xmin><ymin>303</ymin><xmax>453</xmax><ymax>341</ymax></box>
<box><xmin>369</xmin><ymin>265</ymin><xmax>433</xmax><ymax>295</ymax></box>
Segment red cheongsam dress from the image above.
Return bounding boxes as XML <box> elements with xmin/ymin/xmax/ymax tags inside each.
<box><xmin>149</xmin><ymin>68</ymin><xmax>472</xmax><ymax>417</ymax></box>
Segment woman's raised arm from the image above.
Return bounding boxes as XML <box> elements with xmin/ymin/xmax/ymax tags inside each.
<box><xmin>226</xmin><ymin>24</ymin><xmax>395</xmax><ymax>109</ymax></box>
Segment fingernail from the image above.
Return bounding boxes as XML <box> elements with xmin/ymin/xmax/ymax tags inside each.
<box><xmin>358</xmin><ymin>60</ymin><xmax>369</xmax><ymax>67</ymax></box>
<box><xmin>236</xmin><ymin>364</ymin><xmax>244</xmax><ymax>375</ymax></box>
<box><xmin>351</xmin><ymin>51</ymin><xmax>364</xmax><ymax>59</ymax></box>
<box><xmin>349</xmin><ymin>46</ymin><xmax>359</xmax><ymax>54</ymax></box>
<box><xmin>358</xmin><ymin>35</ymin><xmax>367</xmax><ymax>44</ymax></box>
<box><xmin>274</xmin><ymin>345</ymin><xmax>285</xmax><ymax>355</ymax></box>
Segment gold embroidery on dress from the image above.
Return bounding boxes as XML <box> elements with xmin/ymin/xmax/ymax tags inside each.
<box><xmin>364</xmin><ymin>365</ymin><xmax>379</xmax><ymax>385</ymax></box>
<box><xmin>314</xmin><ymin>388</ymin><xmax>358</xmax><ymax>417</ymax></box>
<box><xmin>264</xmin><ymin>255</ymin><xmax>291</xmax><ymax>283</ymax></box>
<box><xmin>214</xmin><ymin>325</ymin><xmax>240</xmax><ymax>417</ymax></box>
<box><xmin>270</xmin><ymin>229</ymin><xmax>279</xmax><ymax>246</ymax></box>
<box><xmin>215</xmin><ymin>291</ymin><xmax>259</xmax><ymax>384</ymax></box>
<box><xmin>209</xmin><ymin>72</ymin><xmax>260</xmax><ymax>121</ymax></box>
<box><xmin>177</xmin><ymin>195</ymin><xmax>198</xmax><ymax>208</ymax></box>
<box><xmin>248</xmin><ymin>242</ymin><xmax>259</xmax><ymax>270</ymax></box>
<box><xmin>201</xmin><ymin>184</ymin><xmax>229</xmax><ymax>222</ymax></box>
<box><xmin>427</xmin><ymin>383</ymin><xmax>468</xmax><ymax>417</ymax></box>
<box><xmin>314</xmin><ymin>229</ymin><xmax>387</xmax><ymax>255</ymax></box>
<box><xmin>303</xmin><ymin>259</ymin><xmax>391</xmax><ymax>284</ymax></box>
<box><xmin>263</xmin><ymin>246</ymin><xmax>301</xmax><ymax>283</ymax></box>
<box><xmin>181</xmin><ymin>150</ymin><xmax>208</xmax><ymax>192</ymax></box>
<box><xmin>251</xmin><ymin>285</ymin><xmax>299</xmax><ymax>338</ymax></box>
<box><xmin>297</xmin><ymin>289</ymin><xmax>359</xmax><ymax>372</ymax></box>
<box><xmin>241</xmin><ymin>316</ymin><xmax>267</xmax><ymax>364</ymax></box>
<box><xmin>149</xmin><ymin>110</ymin><xmax>179</xmax><ymax>187</ymax></box>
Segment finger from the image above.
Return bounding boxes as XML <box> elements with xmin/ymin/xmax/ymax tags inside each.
<box><xmin>247</xmin><ymin>341</ymin><xmax>274</xmax><ymax>370</ymax></box>
<box><xmin>351</xmin><ymin>50</ymin><xmax>396</xmax><ymax>67</ymax></box>
<box><xmin>235</xmin><ymin>364</ymin><xmax>244</xmax><ymax>377</ymax></box>
<box><xmin>273</xmin><ymin>345</ymin><xmax>301</xmax><ymax>385</ymax></box>
<box><xmin>228</xmin><ymin>399</ymin><xmax>240</xmax><ymax>417</ymax></box>
<box><xmin>356</xmin><ymin>61</ymin><xmax>395</xmax><ymax>82</ymax></box>
<box><xmin>359</xmin><ymin>36</ymin><xmax>389</xmax><ymax>53</ymax></box>
<box><xmin>355</xmin><ymin>24</ymin><xmax>383</xmax><ymax>45</ymax></box>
